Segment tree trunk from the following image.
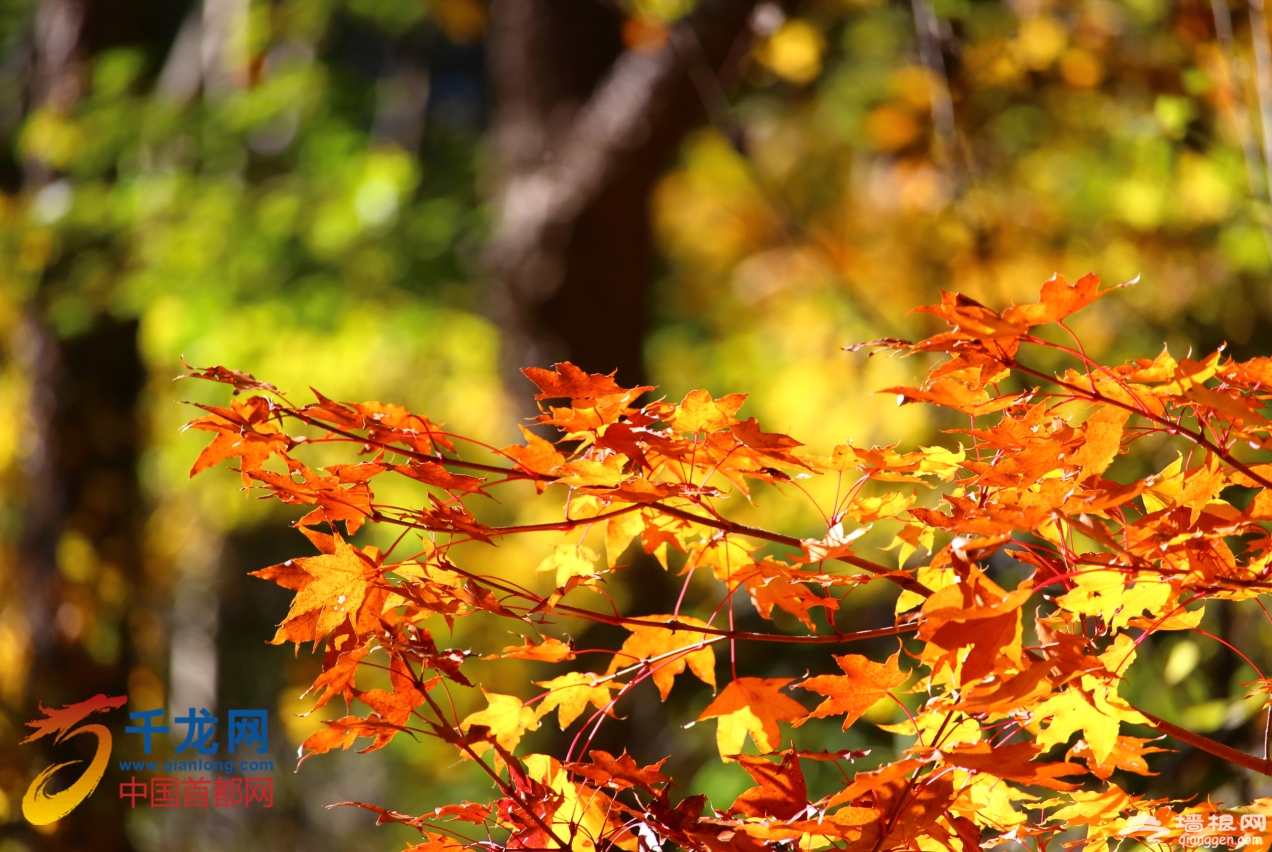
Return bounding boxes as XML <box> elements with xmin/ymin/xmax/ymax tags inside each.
<box><xmin>485</xmin><ymin>0</ymin><xmax>759</xmax><ymax>388</ymax></box>
<box><xmin>13</xmin><ymin>315</ymin><xmax>147</xmax><ymax>852</ymax></box>
<box><xmin>6</xmin><ymin>1</ymin><xmax>185</xmax><ymax>848</ymax></box>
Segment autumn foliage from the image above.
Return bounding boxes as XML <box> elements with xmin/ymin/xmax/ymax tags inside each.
<box><xmin>184</xmin><ymin>276</ymin><xmax>1272</xmax><ymax>850</ymax></box>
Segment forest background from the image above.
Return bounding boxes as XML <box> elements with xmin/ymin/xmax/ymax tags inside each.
<box><xmin>0</xmin><ymin>0</ymin><xmax>1270</xmax><ymax>849</ymax></box>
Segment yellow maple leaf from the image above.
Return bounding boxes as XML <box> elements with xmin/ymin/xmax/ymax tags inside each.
<box><xmin>534</xmin><ymin>672</ymin><xmax>618</xmax><ymax>729</ymax></box>
<box><xmin>605</xmin><ymin>510</ymin><xmax>644</xmax><ymax>568</ymax></box>
<box><xmin>555</xmin><ymin>454</ymin><xmax>629</xmax><ymax>487</ymax></box>
<box><xmin>843</xmin><ymin>490</ymin><xmax>916</xmax><ymax>524</ymax></box>
<box><xmin>1030</xmin><ymin>686</ymin><xmax>1145</xmax><ymax>763</ymax></box>
<box><xmin>523</xmin><ymin>755</ymin><xmax>617</xmax><ymax>852</ymax></box>
<box><xmin>460</xmin><ymin>689</ymin><xmax>539</xmax><ymax>755</ymax></box>
<box><xmin>1055</xmin><ymin>570</ymin><xmax>1172</xmax><ymax>631</ymax></box>
<box><xmin>1141</xmin><ymin>454</ymin><xmax>1184</xmax><ymax>513</ymax></box>
<box><xmin>536</xmin><ymin>544</ymin><xmax>601</xmax><ymax>587</ymax></box>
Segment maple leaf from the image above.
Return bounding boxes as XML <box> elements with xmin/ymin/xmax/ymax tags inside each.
<box><xmin>935</xmin><ymin>742</ymin><xmax>1086</xmax><ymax>790</ymax></box>
<box><xmin>1030</xmin><ymin>686</ymin><xmax>1146</xmax><ymax>763</ymax></box>
<box><xmin>178</xmin><ymin>360</ymin><xmax>280</xmax><ymax>395</ymax></box>
<box><xmin>565</xmin><ymin>751</ymin><xmax>669</xmax><ymax>795</ymax></box>
<box><xmin>842</xmin><ymin>491</ymin><xmax>916</xmax><ymax>524</ymax></box>
<box><xmin>331</xmin><ymin>799</ymin><xmax>491</xmax><ymax>830</ymax></box>
<box><xmin>536</xmin><ymin>544</ymin><xmax>601</xmax><ymax>587</ymax></box>
<box><xmin>299</xmin><ymin>715</ymin><xmax>413</xmax><ymax>765</ymax></box>
<box><xmin>954</xmin><ymin>657</ymin><xmax>1058</xmax><ymax>715</ymax></box>
<box><xmin>786</xmin><ymin>806</ymin><xmax>881</xmax><ymax>844</ymax></box>
<box><xmin>248</xmin><ymin>457</ymin><xmax>374</xmax><ymax>534</ymax></box>
<box><xmin>604</xmin><ymin>510</ymin><xmax>644</xmax><ymax>568</ymax></box>
<box><xmin>1002</xmin><ymin>272</ymin><xmax>1123</xmax><ymax>327</ymax></box>
<box><xmin>796</xmin><ymin>653</ymin><xmax>906</xmax><ymax>730</ymax></box>
<box><xmin>520</xmin><ymin>754</ymin><xmax>626</xmax><ymax>852</ymax></box>
<box><xmin>697</xmin><ymin>677</ymin><xmax>808</xmax><ymax>760</ymax></box>
<box><xmin>393</xmin><ymin>461</ymin><xmax>487</xmax><ymax>494</ymax></box>
<box><xmin>883</xmin><ymin>376</ymin><xmax>1021</xmax><ymax>416</ymax></box>
<box><xmin>667</xmin><ymin>389</ymin><xmax>747</xmax><ymax>434</ymax></box>
<box><xmin>1054</xmin><ymin>570</ymin><xmax>1172</xmax><ymax>631</ymax></box>
<box><xmin>1070</xmin><ymin>405</ymin><xmax>1130</xmax><ymax>480</ymax></box>
<box><xmin>729</xmin><ymin>417</ymin><xmax>806</xmax><ymax>468</ymax></box>
<box><xmin>377</xmin><ymin>624</ymin><xmax>471</xmax><ymax>687</ymax></box>
<box><xmin>353</xmin><ymin>655</ymin><xmax>428</xmax><ymax>751</ymax></box>
<box><xmin>302</xmin><ymin>392</ymin><xmax>454</xmax><ymax>454</ymax></box>
<box><xmin>460</xmin><ymin>690</ymin><xmax>540</xmax><ymax>756</ymax></box>
<box><xmin>522</xmin><ymin>362</ymin><xmax>634</xmax><ymax>400</ymax></box>
<box><xmin>415</xmin><ymin>495</ymin><xmax>496</xmax><ymax>543</ymax></box>
<box><xmin>554</xmin><ymin>454</ymin><xmax>629</xmax><ymax>487</ymax></box>
<box><xmin>186</xmin><ymin>396</ymin><xmax>289</xmax><ymax>485</ymax></box>
<box><xmin>403</xmin><ymin>833</ymin><xmax>465</xmax><ymax>852</ymax></box>
<box><xmin>305</xmin><ymin>640</ymin><xmax>370</xmax><ymax>710</ymax></box>
<box><xmin>912</xmin><ymin>290</ymin><xmax>1028</xmax><ymax>339</ymax></box>
<box><xmin>323</xmin><ymin>461</ymin><xmax>389</xmax><ymax>483</ymax></box>
<box><xmin>729</xmin><ymin>752</ymin><xmax>807</xmax><ymax>820</ymax></box>
<box><xmin>534</xmin><ymin>672</ymin><xmax>618</xmax><ymax>729</ymax></box>
<box><xmin>1067</xmin><ymin>735</ymin><xmax>1169</xmax><ymax>780</ymax></box>
<box><xmin>798</xmin><ymin>523</ymin><xmax>867</xmax><ymax>565</ymax></box>
<box><xmin>502</xmin><ymin>425</ymin><xmax>566</xmax><ymax>480</ymax></box>
<box><xmin>918</xmin><ymin>569</ymin><xmax>1030</xmax><ymax>683</ymax></box>
<box><xmin>491</xmin><ymin>636</ymin><xmax>576</xmax><ymax>663</ymax></box>
<box><xmin>605</xmin><ymin>615</ymin><xmax>716</xmax><ymax>699</ymax></box>
<box><xmin>1043</xmin><ymin>786</ymin><xmax>1133</xmax><ymax>828</ymax></box>
<box><xmin>874</xmin><ymin>773</ymin><xmax>958</xmax><ymax>849</ymax></box>
<box><xmin>738</xmin><ymin>558</ymin><xmax>843</xmax><ymax>629</ymax></box>
<box><xmin>823</xmin><ymin>759</ymin><xmax>924</xmax><ymax>808</ymax></box>
<box><xmin>254</xmin><ymin>533</ymin><xmax>378</xmax><ymax>645</ymax></box>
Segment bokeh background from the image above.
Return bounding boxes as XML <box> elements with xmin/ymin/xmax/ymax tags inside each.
<box><xmin>1</xmin><ymin>0</ymin><xmax>1271</xmax><ymax>849</ymax></box>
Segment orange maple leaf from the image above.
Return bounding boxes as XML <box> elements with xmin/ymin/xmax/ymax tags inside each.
<box><xmin>666</xmin><ymin>389</ymin><xmax>747</xmax><ymax>434</ymax></box>
<box><xmin>186</xmin><ymin>396</ymin><xmax>289</xmax><ymax>485</ymax></box>
<box><xmin>521</xmin><ymin>362</ymin><xmax>644</xmax><ymax>401</ymax></box>
<box><xmin>935</xmin><ymin>741</ymin><xmax>1086</xmax><ymax>790</ymax></box>
<box><xmin>393</xmin><ymin>460</ymin><xmax>487</xmax><ymax>494</ymax></box>
<box><xmin>796</xmin><ymin>653</ymin><xmax>906</xmax><ymax>731</ymax></box>
<box><xmin>489</xmin><ymin>636</ymin><xmax>576</xmax><ymax>663</ymax></box>
<box><xmin>697</xmin><ymin>677</ymin><xmax>808</xmax><ymax>760</ymax></box>
<box><xmin>1002</xmin><ymin>272</ymin><xmax>1125</xmax><ymax>328</ymax></box>
<box><xmin>729</xmin><ymin>752</ymin><xmax>807</xmax><ymax>820</ymax></box>
<box><xmin>605</xmin><ymin>615</ymin><xmax>716</xmax><ymax>700</ymax></box>
<box><xmin>501</xmin><ymin>425</ymin><xmax>566</xmax><ymax>480</ymax></box>
<box><xmin>565</xmin><ymin>751</ymin><xmax>669</xmax><ymax>795</ymax></box>
<box><xmin>254</xmin><ymin>533</ymin><xmax>379</xmax><ymax>645</ymax></box>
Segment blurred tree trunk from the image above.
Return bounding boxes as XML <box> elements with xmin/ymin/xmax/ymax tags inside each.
<box><xmin>485</xmin><ymin>0</ymin><xmax>759</xmax><ymax>388</ymax></box>
<box><xmin>7</xmin><ymin>2</ymin><xmax>183</xmax><ymax>850</ymax></box>
<box><xmin>482</xmin><ymin>0</ymin><xmax>763</xmax><ymax>783</ymax></box>
<box><xmin>14</xmin><ymin>315</ymin><xmax>147</xmax><ymax>852</ymax></box>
